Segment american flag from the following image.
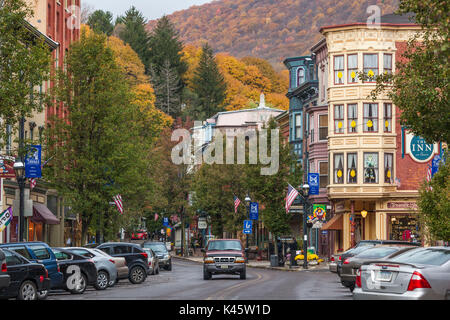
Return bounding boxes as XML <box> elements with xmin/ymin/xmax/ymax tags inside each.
<box><xmin>426</xmin><ymin>166</ymin><xmax>433</xmax><ymax>191</ymax></box>
<box><xmin>285</xmin><ymin>183</ymin><xmax>299</xmax><ymax>213</ymax></box>
<box><xmin>234</xmin><ymin>196</ymin><xmax>241</xmax><ymax>213</ymax></box>
<box><xmin>29</xmin><ymin>178</ymin><xmax>37</xmax><ymax>190</ymax></box>
<box><xmin>154</xmin><ymin>213</ymin><xmax>159</xmax><ymax>221</ymax></box>
<box><xmin>113</xmin><ymin>194</ymin><xmax>123</xmax><ymax>214</ymax></box>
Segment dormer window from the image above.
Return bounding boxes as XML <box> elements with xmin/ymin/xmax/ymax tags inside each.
<box><xmin>297</xmin><ymin>68</ymin><xmax>305</xmax><ymax>86</ymax></box>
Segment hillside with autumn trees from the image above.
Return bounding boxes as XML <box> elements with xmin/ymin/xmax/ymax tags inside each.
<box><xmin>147</xmin><ymin>0</ymin><xmax>399</xmax><ymax>70</ymax></box>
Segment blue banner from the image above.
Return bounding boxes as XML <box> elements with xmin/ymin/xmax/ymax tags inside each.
<box><xmin>308</xmin><ymin>173</ymin><xmax>320</xmax><ymax>195</ymax></box>
<box><xmin>249</xmin><ymin>202</ymin><xmax>259</xmax><ymax>220</ymax></box>
<box><xmin>25</xmin><ymin>145</ymin><xmax>42</xmax><ymax>178</ymax></box>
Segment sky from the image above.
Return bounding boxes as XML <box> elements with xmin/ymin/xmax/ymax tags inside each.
<box><xmin>83</xmin><ymin>0</ymin><xmax>214</xmax><ymax>20</ymax></box>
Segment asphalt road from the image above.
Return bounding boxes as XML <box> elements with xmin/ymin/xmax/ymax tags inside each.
<box><xmin>47</xmin><ymin>258</ymin><xmax>353</xmax><ymax>300</ymax></box>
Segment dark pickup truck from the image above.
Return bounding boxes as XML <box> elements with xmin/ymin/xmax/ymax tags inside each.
<box><xmin>202</xmin><ymin>239</ymin><xmax>247</xmax><ymax>280</ymax></box>
<box><xmin>0</xmin><ymin>248</ymin><xmax>10</xmax><ymax>290</ymax></box>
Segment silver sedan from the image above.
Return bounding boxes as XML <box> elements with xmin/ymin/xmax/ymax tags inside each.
<box><xmin>353</xmin><ymin>246</ymin><xmax>450</xmax><ymax>300</ymax></box>
<box><xmin>65</xmin><ymin>247</ymin><xmax>117</xmax><ymax>290</ymax></box>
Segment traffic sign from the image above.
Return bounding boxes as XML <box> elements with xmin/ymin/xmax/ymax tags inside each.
<box><xmin>163</xmin><ymin>217</ymin><xmax>169</xmax><ymax>227</ymax></box>
<box><xmin>249</xmin><ymin>202</ymin><xmax>259</xmax><ymax>220</ymax></box>
<box><xmin>243</xmin><ymin>220</ymin><xmax>252</xmax><ymax>234</ymax></box>
<box><xmin>308</xmin><ymin>173</ymin><xmax>320</xmax><ymax>195</ymax></box>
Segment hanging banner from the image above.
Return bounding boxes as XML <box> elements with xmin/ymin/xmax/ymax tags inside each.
<box><xmin>0</xmin><ymin>155</ymin><xmax>16</xmax><ymax>178</ymax></box>
<box><xmin>0</xmin><ymin>207</ymin><xmax>13</xmax><ymax>232</ymax></box>
<box><xmin>313</xmin><ymin>204</ymin><xmax>327</xmax><ymax>221</ymax></box>
<box><xmin>25</xmin><ymin>145</ymin><xmax>42</xmax><ymax>178</ymax></box>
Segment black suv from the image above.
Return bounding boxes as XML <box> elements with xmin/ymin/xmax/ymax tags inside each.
<box><xmin>97</xmin><ymin>242</ymin><xmax>149</xmax><ymax>284</ymax></box>
<box><xmin>0</xmin><ymin>249</ymin><xmax>10</xmax><ymax>292</ymax></box>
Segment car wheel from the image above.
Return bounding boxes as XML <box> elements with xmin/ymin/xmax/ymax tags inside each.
<box><xmin>95</xmin><ymin>270</ymin><xmax>109</xmax><ymax>290</ymax></box>
<box><xmin>129</xmin><ymin>266</ymin><xmax>146</xmax><ymax>284</ymax></box>
<box><xmin>349</xmin><ymin>283</ymin><xmax>355</xmax><ymax>292</ymax></box>
<box><xmin>69</xmin><ymin>273</ymin><xmax>87</xmax><ymax>294</ymax></box>
<box><xmin>203</xmin><ymin>269</ymin><xmax>211</xmax><ymax>280</ymax></box>
<box><xmin>156</xmin><ymin>266</ymin><xmax>159</xmax><ymax>275</ymax></box>
<box><xmin>37</xmin><ymin>290</ymin><xmax>48</xmax><ymax>300</ymax></box>
<box><xmin>165</xmin><ymin>262</ymin><xmax>172</xmax><ymax>271</ymax></box>
<box><xmin>18</xmin><ymin>280</ymin><xmax>38</xmax><ymax>300</ymax></box>
<box><xmin>240</xmin><ymin>269</ymin><xmax>246</xmax><ymax>280</ymax></box>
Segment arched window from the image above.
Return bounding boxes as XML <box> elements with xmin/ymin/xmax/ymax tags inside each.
<box><xmin>297</xmin><ymin>68</ymin><xmax>305</xmax><ymax>86</ymax></box>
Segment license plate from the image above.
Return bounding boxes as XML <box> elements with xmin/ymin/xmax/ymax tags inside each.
<box><xmin>220</xmin><ymin>264</ymin><xmax>228</xmax><ymax>269</ymax></box>
<box><xmin>375</xmin><ymin>271</ymin><xmax>392</xmax><ymax>282</ymax></box>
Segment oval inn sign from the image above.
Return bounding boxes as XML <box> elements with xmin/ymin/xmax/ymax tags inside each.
<box><xmin>404</xmin><ymin>132</ymin><xmax>439</xmax><ymax>163</ymax></box>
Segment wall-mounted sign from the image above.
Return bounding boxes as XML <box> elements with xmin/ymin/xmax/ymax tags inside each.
<box><xmin>404</xmin><ymin>133</ymin><xmax>439</xmax><ymax>163</ymax></box>
<box><xmin>198</xmin><ymin>218</ymin><xmax>207</xmax><ymax>229</ymax></box>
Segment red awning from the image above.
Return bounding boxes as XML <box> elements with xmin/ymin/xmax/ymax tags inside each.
<box><xmin>32</xmin><ymin>203</ymin><xmax>60</xmax><ymax>225</ymax></box>
<box><xmin>321</xmin><ymin>214</ymin><xmax>343</xmax><ymax>231</ymax></box>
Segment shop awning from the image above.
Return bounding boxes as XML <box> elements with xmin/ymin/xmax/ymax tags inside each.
<box><xmin>32</xmin><ymin>203</ymin><xmax>60</xmax><ymax>225</ymax></box>
<box><xmin>321</xmin><ymin>214</ymin><xmax>343</xmax><ymax>231</ymax></box>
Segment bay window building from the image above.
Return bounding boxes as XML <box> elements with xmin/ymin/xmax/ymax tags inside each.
<box><xmin>320</xmin><ymin>14</ymin><xmax>441</xmax><ymax>251</ymax></box>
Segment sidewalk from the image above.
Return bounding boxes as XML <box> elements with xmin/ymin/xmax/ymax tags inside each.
<box><xmin>170</xmin><ymin>252</ymin><xmax>330</xmax><ymax>272</ymax></box>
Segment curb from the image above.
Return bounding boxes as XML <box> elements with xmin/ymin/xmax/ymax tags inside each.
<box><xmin>172</xmin><ymin>255</ymin><xmax>329</xmax><ymax>272</ymax></box>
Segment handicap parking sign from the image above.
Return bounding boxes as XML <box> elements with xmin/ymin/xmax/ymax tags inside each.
<box><xmin>243</xmin><ymin>220</ymin><xmax>252</xmax><ymax>234</ymax></box>
<box><xmin>163</xmin><ymin>217</ymin><xmax>169</xmax><ymax>227</ymax></box>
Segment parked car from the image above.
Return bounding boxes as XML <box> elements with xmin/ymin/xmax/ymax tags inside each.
<box><xmin>0</xmin><ymin>249</ymin><xmax>50</xmax><ymax>300</ymax></box>
<box><xmin>97</xmin><ymin>242</ymin><xmax>149</xmax><ymax>284</ymax></box>
<box><xmin>92</xmin><ymin>248</ymin><xmax>128</xmax><ymax>284</ymax></box>
<box><xmin>335</xmin><ymin>240</ymin><xmax>419</xmax><ymax>276</ymax></box>
<box><xmin>0</xmin><ymin>249</ymin><xmax>10</xmax><ymax>292</ymax></box>
<box><xmin>131</xmin><ymin>230</ymin><xmax>148</xmax><ymax>240</ymax></box>
<box><xmin>142</xmin><ymin>248</ymin><xmax>160</xmax><ymax>275</ymax></box>
<box><xmin>202</xmin><ymin>239</ymin><xmax>247</xmax><ymax>280</ymax></box>
<box><xmin>52</xmin><ymin>248</ymin><xmax>98</xmax><ymax>294</ymax></box>
<box><xmin>0</xmin><ymin>241</ymin><xmax>63</xmax><ymax>299</ymax></box>
<box><xmin>340</xmin><ymin>245</ymin><xmax>418</xmax><ymax>292</ymax></box>
<box><xmin>142</xmin><ymin>241</ymin><xmax>172</xmax><ymax>271</ymax></box>
<box><xmin>64</xmin><ymin>247</ymin><xmax>117</xmax><ymax>290</ymax></box>
<box><xmin>354</xmin><ymin>246</ymin><xmax>450</xmax><ymax>300</ymax></box>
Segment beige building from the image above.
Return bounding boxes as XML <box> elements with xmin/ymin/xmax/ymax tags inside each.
<box><xmin>320</xmin><ymin>14</ymin><xmax>441</xmax><ymax>252</ymax></box>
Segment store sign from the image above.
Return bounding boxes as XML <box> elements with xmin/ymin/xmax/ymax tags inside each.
<box><xmin>313</xmin><ymin>204</ymin><xmax>327</xmax><ymax>221</ymax></box>
<box><xmin>0</xmin><ymin>155</ymin><xmax>16</xmax><ymax>178</ymax></box>
<box><xmin>404</xmin><ymin>133</ymin><xmax>439</xmax><ymax>163</ymax></box>
<box><xmin>387</xmin><ymin>202</ymin><xmax>418</xmax><ymax>210</ymax></box>
<box><xmin>198</xmin><ymin>218</ymin><xmax>207</xmax><ymax>229</ymax></box>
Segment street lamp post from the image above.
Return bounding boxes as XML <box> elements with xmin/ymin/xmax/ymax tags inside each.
<box><xmin>244</xmin><ymin>193</ymin><xmax>251</xmax><ymax>261</ymax></box>
<box><xmin>13</xmin><ymin>159</ymin><xmax>26</xmax><ymax>242</ymax></box>
<box><xmin>299</xmin><ymin>183</ymin><xmax>310</xmax><ymax>269</ymax></box>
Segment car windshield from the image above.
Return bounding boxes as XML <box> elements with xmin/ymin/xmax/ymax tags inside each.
<box><xmin>391</xmin><ymin>248</ymin><xmax>450</xmax><ymax>266</ymax></box>
<box><xmin>144</xmin><ymin>243</ymin><xmax>167</xmax><ymax>253</ymax></box>
<box><xmin>354</xmin><ymin>247</ymin><xmax>398</xmax><ymax>259</ymax></box>
<box><xmin>93</xmin><ymin>249</ymin><xmax>109</xmax><ymax>257</ymax></box>
<box><xmin>207</xmin><ymin>240</ymin><xmax>242</xmax><ymax>251</ymax></box>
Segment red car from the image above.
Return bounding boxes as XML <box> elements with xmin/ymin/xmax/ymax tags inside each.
<box><xmin>131</xmin><ymin>230</ymin><xmax>148</xmax><ymax>240</ymax></box>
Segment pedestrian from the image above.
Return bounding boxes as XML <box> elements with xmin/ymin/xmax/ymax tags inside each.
<box><xmin>191</xmin><ymin>238</ymin><xmax>196</xmax><ymax>254</ymax></box>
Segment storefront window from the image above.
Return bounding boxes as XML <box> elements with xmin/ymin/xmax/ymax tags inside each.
<box><xmin>389</xmin><ymin>215</ymin><xmax>420</xmax><ymax>242</ymax></box>
<box><xmin>347</xmin><ymin>153</ymin><xmax>357</xmax><ymax>184</ymax></box>
<box><xmin>28</xmin><ymin>220</ymin><xmax>43</xmax><ymax>242</ymax></box>
<box><xmin>334</xmin><ymin>153</ymin><xmax>344</xmax><ymax>184</ymax></box>
<box><xmin>364</xmin><ymin>152</ymin><xmax>378</xmax><ymax>183</ymax></box>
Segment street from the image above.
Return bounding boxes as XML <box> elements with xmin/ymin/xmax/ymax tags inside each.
<box><xmin>47</xmin><ymin>258</ymin><xmax>352</xmax><ymax>300</ymax></box>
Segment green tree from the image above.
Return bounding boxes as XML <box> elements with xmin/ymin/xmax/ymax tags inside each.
<box><xmin>190</xmin><ymin>42</ymin><xmax>227</xmax><ymax>119</ymax></box>
<box><xmin>0</xmin><ymin>0</ymin><xmax>51</xmax><ymax>147</ymax></box>
<box><xmin>46</xmin><ymin>29</ymin><xmax>154</xmax><ymax>243</ymax></box>
<box><xmin>87</xmin><ymin>10</ymin><xmax>114</xmax><ymax>36</ymax></box>
<box><xmin>368</xmin><ymin>2</ymin><xmax>449</xmax><ymax>143</ymax></box>
<box><xmin>148</xmin><ymin>15</ymin><xmax>187</xmax><ymax>81</ymax></box>
<box><xmin>418</xmin><ymin>153</ymin><xmax>450</xmax><ymax>242</ymax></box>
<box><xmin>116</xmin><ymin>6</ymin><xmax>150</xmax><ymax>72</ymax></box>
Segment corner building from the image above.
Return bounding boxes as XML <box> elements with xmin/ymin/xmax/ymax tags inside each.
<box><xmin>320</xmin><ymin>15</ymin><xmax>441</xmax><ymax>251</ymax></box>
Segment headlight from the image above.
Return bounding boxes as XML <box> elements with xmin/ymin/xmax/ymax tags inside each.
<box><xmin>204</xmin><ymin>257</ymin><xmax>214</xmax><ymax>264</ymax></box>
<box><xmin>164</xmin><ymin>255</ymin><xmax>170</xmax><ymax>259</ymax></box>
<box><xmin>235</xmin><ymin>257</ymin><xmax>245</xmax><ymax>263</ymax></box>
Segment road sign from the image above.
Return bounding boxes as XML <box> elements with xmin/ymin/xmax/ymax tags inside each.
<box><xmin>163</xmin><ymin>217</ymin><xmax>169</xmax><ymax>227</ymax></box>
<box><xmin>25</xmin><ymin>145</ymin><xmax>42</xmax><ymax>178</ymax></box>
<box><xmin>249</xmin><ymin>202</ymin><xmax>259</xmax><ymax>220</ymax></box>
<box><xmin>243</xmin><ymin>220</ymin><xmax>252</xmax><ymax>234</ymax></box>
<box><xmin>308</xmin><ymin>173</ymin><xmax>320</xmax><ymax>195</ymax></box>
<box><xmin>198</xmin><ymin>218</ymin><xmax>207</xmax><ymax>229</ymax></box>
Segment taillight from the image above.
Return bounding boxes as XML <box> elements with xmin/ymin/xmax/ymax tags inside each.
<box><xmin>331</xmin><ymin>256</ymin><xmax>335</xmax><ymax>262</ymax></box>
<box><xmin>109</xmin><ymin>259</ymin><xmax>115</xmax><ymax>264</ymax></box>
<box><xmin>1</xmin><ymin>263</ymin><xmax>7</xmax><ymax>272</ymax></box>
<box><xmin>338</xmin><ymin>256</ymin><xmax>342</xmax><ymax>261</ymax></box>
<box><xmin>57</xmin><ymin>263</ymin><xmax>60</xmax><ymax>273</ymax></box>
<box><xmin>343</xmin><ymin>258</ymin><xmax>350</xmax><ymax>264</ymax></box>
<box><xmin>45</xmin><ymin>268</ymin><xmax>48</xmax><ymax>278</ymax></box>
<box><xmin>88</xmin><ymin>259</ymin><xmax>95</xmax><ymax>264</ymax></box>
<box><xmin>39</xmin><ymin>275</ymin><xmax>44</xmax><ymax>283</ymax></box>
<box><xmin>407</xmin><ymin>271</ymin><xmax>431</xmax><ymax>291</ymax></box>
<box><xmin>355</xmin><ymin>268</ymin><xmax>362</xmax><ymax>288</ymax></box>
<box><xmin>148</xmin><ymin>261</ymin><xmax>152</xmax><ymax>266</ymax></box>
<box><xmin>140</xmin><ymin>252</ymin><xmax>148</xmax><ymax>259</ymax></box>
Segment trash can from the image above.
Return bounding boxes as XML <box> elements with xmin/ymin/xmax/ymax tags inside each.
<box><xmin>270</xmin><ymin>254</ymin><xmax>279</xmax><ymax>267</ymax></box>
